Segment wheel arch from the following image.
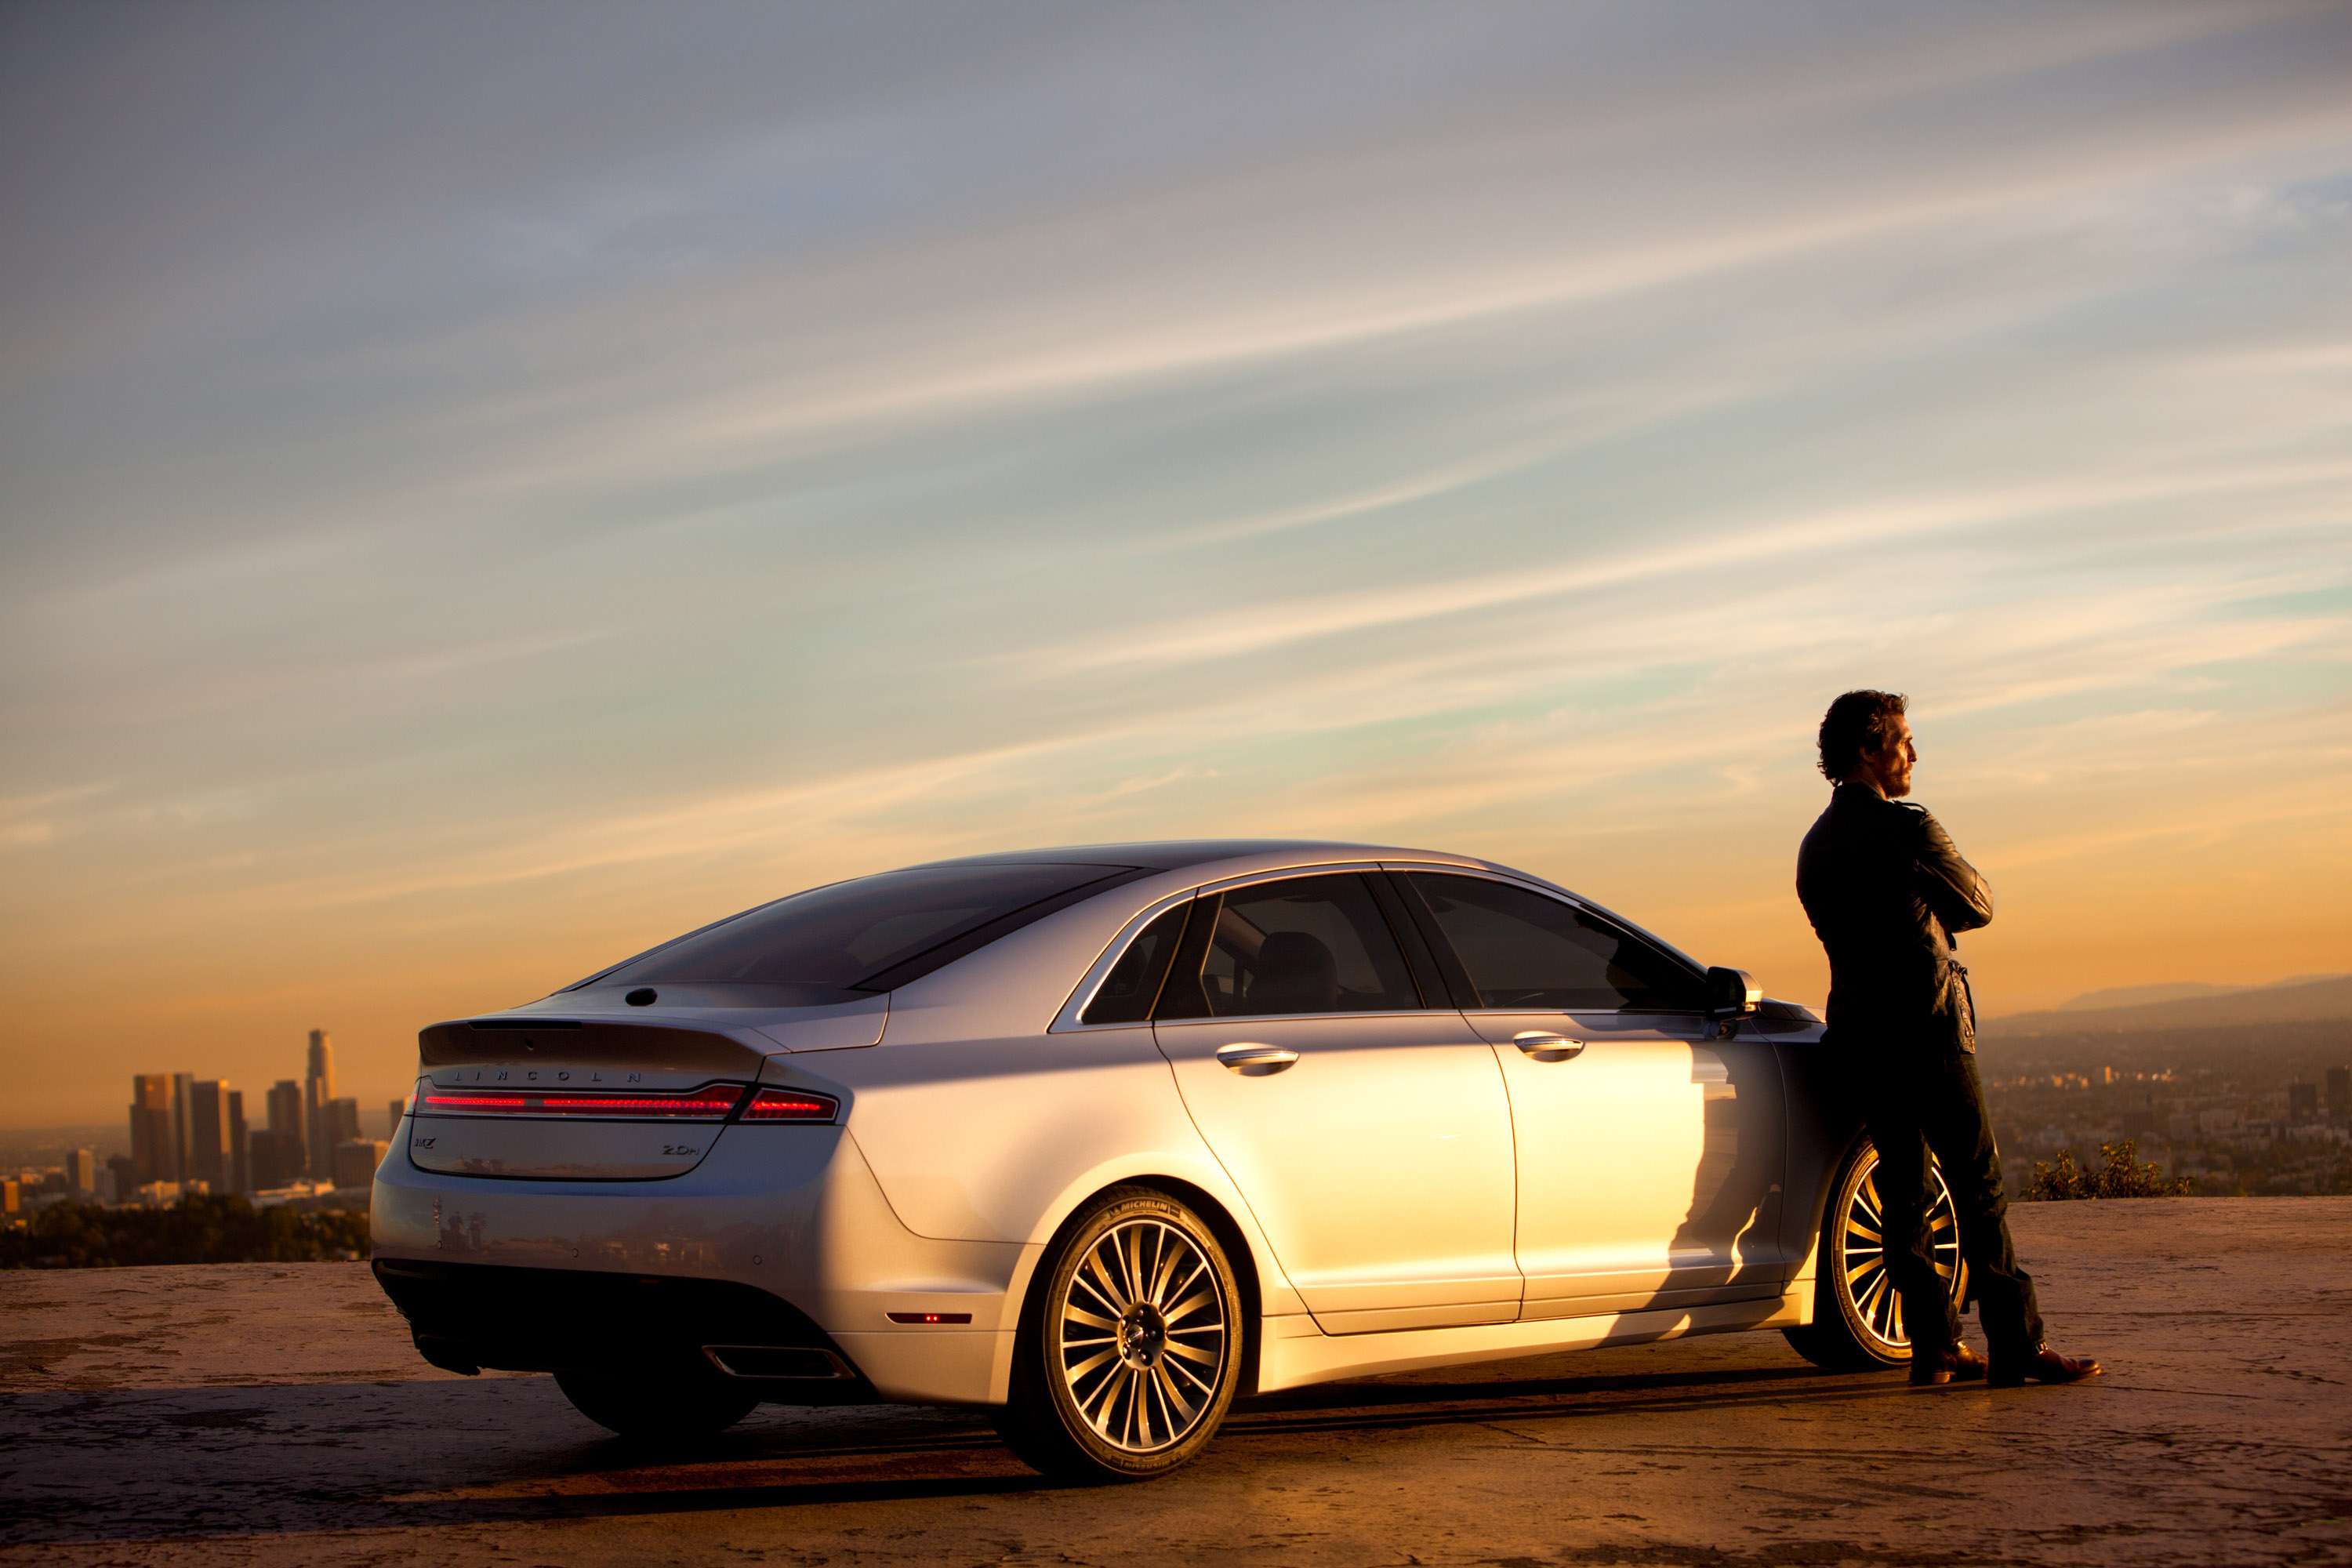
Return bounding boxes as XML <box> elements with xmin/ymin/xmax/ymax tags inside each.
<box><xmin>1009</xmin><ymin>1172</ymin><xmax>1269</xmax><ymax>1399</ymax></box>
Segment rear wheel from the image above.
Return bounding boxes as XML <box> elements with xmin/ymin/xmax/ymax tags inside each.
<box><xmin>554</xmin><ymin>1370</ymin><xmax>761</xmax><ymax>1440</ymax></box>
<box><xmin>1784</xmin><ymin>1140</ymin><xmax>1966</xmax><ymax>1371</ymax></box>
<box><xmin>993</xmin><ymin>1186</ymin><xmax>1241</xmax><ymax>1482</ymax></box>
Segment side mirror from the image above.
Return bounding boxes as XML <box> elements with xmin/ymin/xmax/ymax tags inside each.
<box><xmin>1706</xmin><ymin>966</ymin><xmax>1761</xmax><ymax>1017</ymax></box>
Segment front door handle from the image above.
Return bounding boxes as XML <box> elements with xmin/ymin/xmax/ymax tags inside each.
<box><xmin>1514</xmin><ymin>1031</ymin><xmax>1586</xmax><ymax>1062</ymax></box>
<box><xmin>1215</xmin><ymin>1043</ymin><xmax>1299</xmax><ymax>1073</ymax></box>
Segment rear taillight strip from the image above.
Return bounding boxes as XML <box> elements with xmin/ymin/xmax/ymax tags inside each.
<box><xmin>741</xmin><ymin>1088</ymin><xmax>840</xmax><ymax>1122</ymax></box>
<box><xmin>416</xmin><ymin>1087</ymin><xmax>744</xmax><ymax>1120</ymax></box>
<box><xmin>412</xmin><ymin>1083</ymin><xmax>840</xmax><ymax>1123</ymax></box>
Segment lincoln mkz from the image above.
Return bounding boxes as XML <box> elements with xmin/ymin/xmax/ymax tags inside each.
<box><xmin>372</xmin><ymin>840</ymin><xmax>1959</xmax><ymax>1479</ymax></box>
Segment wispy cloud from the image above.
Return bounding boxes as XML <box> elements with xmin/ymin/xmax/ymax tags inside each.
<box><xmin>0</xmin><ymin>783</ymin><xmax>112</xmax><ymax>851</ymax></box>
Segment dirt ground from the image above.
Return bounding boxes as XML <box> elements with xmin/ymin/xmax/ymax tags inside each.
<box><xmin>3</xmin><ymin>1196</ymin><xmax>2349</xmax><ymax>1566</ymax></box>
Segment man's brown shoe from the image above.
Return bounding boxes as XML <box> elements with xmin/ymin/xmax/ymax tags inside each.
<box><xmin>1909</xmin><ymin>1345</ymin><xmax>1990</xmax><ymax>1386</ymax></box>
<box><xmin>1989</xmin><ymin>1345</ymin><xmax>2102</xmax><ymax>1387</ymax></box>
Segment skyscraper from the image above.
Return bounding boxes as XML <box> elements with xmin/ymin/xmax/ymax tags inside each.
<box><xmin>252</xmin><ymin>1079</ymin><xmax>306</xmax><ymax>1191</ymax></box>
<box><xmin>267</xmin><ymin>1078</ymin><xmax>303</xmax><ymax>1140</ymax></box>
<box><xmin>67</xmin><ymin>1148</ymin><xmax>97</xmax><ymax>1197</ymax></box>
<box><xmin>227</xmin><ymin>1089</ymin><xmax>249</xmax><ymax>1196</ymax></box>
<box><xmin>186</xmin><ymin>1080</ymin><xmax>233</xmax><ymax>1193</ymax></box>
<box><xmin>170</xmin><ymin>1072</ymin><xmax>195</xmax><ymax>1186</ymax></box>
<box><xmin>129</xmin><ymin>1074</ymin><xmax>173</xmax><ymax>1186</ymax></box>
<box><xmin>304</xmin><ymin>1029</ymin><xmax>336</xmax><ymax>1180</ymax></box>
<box><xmin>2328</xmin><ymin>1065</ymin><xmax>2350</xmax><ymax>1120</ymax></box>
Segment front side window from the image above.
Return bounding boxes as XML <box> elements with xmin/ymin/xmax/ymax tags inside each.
<box><xmin>601</xmin><ymin>863</ymin><xmax>1136</xmax><ymax>992</ymax></box>
<box><xmin>1158</xmin><ymin>873</ymin><xmax>1421</xmax><ymax>1018</ymax></box>
<box><xmin>1406</xmin><ymin>873</ymin><xmax>1706</xmax><ymax>1011</ymax></box>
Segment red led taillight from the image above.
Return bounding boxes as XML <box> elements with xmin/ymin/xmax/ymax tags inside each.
<box><xmin>740</xmin><ymin>1087</ymin><xmax>840</xmax><ymax>1123</ymax></box>
<box><xmin>416</xmin><ymin>1085</ymin><xmax>745</xmax><ymax>1120</ymax></box>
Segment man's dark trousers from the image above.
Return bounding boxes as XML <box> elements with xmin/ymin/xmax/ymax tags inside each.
<box><xmin>1861</xmin><ymin>1045</ymin><xmax>2044</xmax><ymax>1356</ymax></box>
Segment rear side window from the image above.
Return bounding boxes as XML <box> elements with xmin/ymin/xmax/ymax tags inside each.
<box><xmin>1157</xmin><ymin>873</ymin><xmax>1422</xmax><ymax>1018</ymax></box>
<box><xmin>1079</xmin><ymin>902</ymin><xmax>1192</xmax><ymax>1025</ymax></box>
<box><xmin>601</xmin><ymin>864</ymin><xmax>1141</xmax><ymax>992</ymax></box>
<box><xmin>1406</xmin><ymin>873</ymin><xmax>1706</xmax><ymax>1011</ymax></box>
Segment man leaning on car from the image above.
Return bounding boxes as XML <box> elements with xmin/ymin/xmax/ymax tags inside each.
<box><xmin>1795</xmin><ymin>690</ymin><xmax>2100</xmax><ymax>1388</ymax></box>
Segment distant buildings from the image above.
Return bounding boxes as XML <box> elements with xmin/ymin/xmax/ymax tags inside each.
<box><xmin>103</xmin><ymin>1027</ymin><xmax>387</xmax><ymax>1207</ymax></box>
<box><xmin>1989</xmin><ymin>1042</ymin><xmax>2352</xmax><ymax>1197</ymax></box>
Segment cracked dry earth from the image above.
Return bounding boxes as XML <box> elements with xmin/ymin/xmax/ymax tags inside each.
<box><xmin>2</xmin><ymin>1197</ymin><xmax>2348</xmax><ymax>1567</ymax></box>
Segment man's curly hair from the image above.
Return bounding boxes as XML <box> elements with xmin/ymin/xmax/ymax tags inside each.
<box><xmin>1818</xmin><ymin>689</ymin><xmax>1907</xmax><ymax>782</ymax></box>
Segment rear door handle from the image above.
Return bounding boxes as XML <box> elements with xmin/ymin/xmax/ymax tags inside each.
<box><xmin>1514</xmin><ymin>1031</ymin><xmax>1585</xmax><ymax>1062</ymax></box>
<box><xmin>1215</xmin><ymin>1043</ymin><xmax>1299</xmax><ymax>1073</ymax></box>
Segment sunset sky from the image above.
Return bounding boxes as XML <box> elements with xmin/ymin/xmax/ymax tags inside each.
<box><xmin>5</xmin><ymin>3</ymin><xmax>2349</xmax><ymax>1129</ymax></box>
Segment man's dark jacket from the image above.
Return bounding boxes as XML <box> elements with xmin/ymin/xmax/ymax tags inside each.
<box><xmin>1796</xmin><ymin>782</ymin><xmax>1994</xmax><ymax>1054</ymax></box>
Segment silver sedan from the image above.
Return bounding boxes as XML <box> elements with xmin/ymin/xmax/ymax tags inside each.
<box><xmin>372</xmin><ymin>840</ymin><xmax>1960</xmax><ymax>1479</ymax></box>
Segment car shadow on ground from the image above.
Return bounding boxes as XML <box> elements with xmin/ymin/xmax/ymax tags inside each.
<box><xmin>0</xmin><ymin>1356</ymin><xmax>1911</xmax><ymax>1544</ymax></box>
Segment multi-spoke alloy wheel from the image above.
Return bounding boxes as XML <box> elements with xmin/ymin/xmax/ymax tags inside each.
<box><xmin>1784</xmin><ymin>1141</ymin><xmax>1967</xmax><ymax>1372</ymax></box>
<box><xmin>995</xmin><ymin>1187</ymin><xmax>1242</xmax><ymax>1481</ymax></box>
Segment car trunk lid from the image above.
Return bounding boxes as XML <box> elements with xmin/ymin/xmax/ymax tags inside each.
<box><xmin>409</xmin><ymin>1018</ymin><xmax>775</xmax><ymax>1180</ymax></box>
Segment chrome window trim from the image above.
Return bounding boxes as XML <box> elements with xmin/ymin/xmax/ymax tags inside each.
<box><xmin>1150</xmin><ymin>1007</ymin><xmax>1456</xmax><ymax>1027</ymax></box>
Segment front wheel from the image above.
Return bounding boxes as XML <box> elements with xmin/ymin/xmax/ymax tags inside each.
<box><xmin>993</xmin><ymin>1186</ymin><xmax>1242</xmax><ymax>1482</ymax></box>
<box><xmin>1783</xmin><ymin>1140</ymin><xmax>1966</xmax><ymax>1371</ymax></box>
<box><xmin>554</xmin><ymin>1370</ymin><xmax>762</xmax><ymax>1440</ymax></box>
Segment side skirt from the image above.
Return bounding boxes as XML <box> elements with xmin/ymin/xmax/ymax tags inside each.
<box><xmin>1254</xmin><ymin>1290</ymin><xmax>1805</xmax><ymax>1394</ymax></box>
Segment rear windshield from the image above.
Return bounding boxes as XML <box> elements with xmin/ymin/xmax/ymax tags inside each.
<box><xmin>598</xmin><ymin>864</ymin><xmax>1138</xmax><ymax>991</ymax></box>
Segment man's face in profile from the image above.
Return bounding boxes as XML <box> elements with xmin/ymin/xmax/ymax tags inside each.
<box><xmin>1859</xmin><ymin>714</ymin><xmax>1917</xmax><ymax>798</ymax></box>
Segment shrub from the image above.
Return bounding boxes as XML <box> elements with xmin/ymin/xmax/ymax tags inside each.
<box><xmin>2021</xmin><ymin>1138</ymin><xmax>2194</xmax><ymax>1200</ymax></box>
<box><xmin>0</xmin><ymin>1195</ymin><xmax>372</xmax><ymax>1269</ymax></box>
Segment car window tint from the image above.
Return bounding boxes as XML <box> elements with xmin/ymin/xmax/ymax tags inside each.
<box><xmin>1406</xmin><ymin>873</ymin><xmax>1705</xmax><ymax>1011</ymax></box>
<box><xmin>1178</xmin><ymin>873</ymin><xmax>1421</xmax><ymax>1018</ymax></box>
<box><xmin>1080</xmin><ymin>902</ymin><xmax>1192</xmax><ymax>1025</ymax></box>
<box><xmin>606</xmin><ymin>864</ymin><xmax>1127</xmax><ymax>990</ymax></box>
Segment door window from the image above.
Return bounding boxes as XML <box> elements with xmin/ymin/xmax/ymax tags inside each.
<box><xmin>1404</xmin><ymin>873</ymin><xmax>1707</xmax><ymax>1011</ymax></box>
<box><xmin>1157</xmin><ymin>873</ymin><xmax>1422</xmax><ymax>1018</ymax></box>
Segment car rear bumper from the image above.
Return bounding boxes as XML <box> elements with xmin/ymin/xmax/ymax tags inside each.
<box><xmin>371</xmin><ymin>1118</ymin><xmax>1031</xmax><ymax>1404</ymax></box>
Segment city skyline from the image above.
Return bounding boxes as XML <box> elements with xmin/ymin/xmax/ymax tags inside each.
<box><xmin>5</xmin><ymin>5</ymin><xmax>2350</xmax><ymax>1126</ymax></box>
<box><xmin>96</xmin><ymin>1029</ymin><xmax>394</xmax><ymax>1200</ymax></box>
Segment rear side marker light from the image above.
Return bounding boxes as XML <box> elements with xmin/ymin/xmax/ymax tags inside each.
<box><xmin>741</xmin><ymin>1088</ymin><xmax>840</xmax><ymax>1123</ymax></box>
<box><xmin>887</xmin><ymin>1312</ymin><xmax>973</xmax><ymax>1325</ymax></box>
<box><xmin>416</xmin><ymin>1087</ymin><xmax>743</xmax><ymax>1120</ymax></box>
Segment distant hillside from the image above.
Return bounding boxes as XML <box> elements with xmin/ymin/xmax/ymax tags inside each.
<box><xmin>2056</xmin><ymin>982</ymin><xmax>2238</xmax><ymax>1011</ymax></box>
<box><xmin>1984</xmin><ymin>975</ymin><xmax>2352</xmax><ymax>1038</ymax></box>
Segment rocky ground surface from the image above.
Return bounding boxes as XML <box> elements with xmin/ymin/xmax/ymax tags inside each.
<box><xmin>2</xmin><ymin>1196</ymin><xmax>2349</xmax><ymax>1566</ymax></box>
